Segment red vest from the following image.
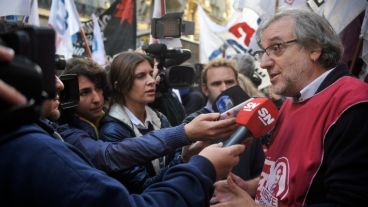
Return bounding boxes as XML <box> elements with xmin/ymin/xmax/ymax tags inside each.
<box><xmin>255</xmin><ymin>77</ymin><xmax>368</xmax><ymax>207</ymax></box>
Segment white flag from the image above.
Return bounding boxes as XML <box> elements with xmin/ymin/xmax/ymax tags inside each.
<box><xmin>0</xmin><ymin>0</ymin><xmax>39</xmax><ymax>26</ymax></box>
<box><xmin>0</xmin><ymin>0</ymin><xmax>30</xmax><ymax>16</ymax></box>
<box><xmin>233</xmin><ymin>0</ymin><xmax>276</xmax><ymax>19</ymax></box>
<box><xmin>91</xmin><ymin>14</ymin><xmax>107</xmax><ymax>66</ymax></box>
<box><xmin>278</xmin><ymin>0</ymin><xmax>309</xmax><ymax>11</ymax></box>
<box><xmin>198</xmin><ymin>6</ymin><xmax>225</xmax><ymax>64</ymax></box>
<box><xmin>308</xmin><ymin>0</ymin><xmax>366</xmax><ymax>34</ymax></box>
<box><xmin>28</xmin><ymin>0</ymin><xmax>40</xmax><ymax>26</ymax></box>
<box><xmin>48</xmin><ymin>0</ymin><xmax>82</xmax><ymax>59</ymax></box>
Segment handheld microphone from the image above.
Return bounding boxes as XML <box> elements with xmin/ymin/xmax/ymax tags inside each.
<box><xmin>224</xmin><ymin>97</ymin><xmax>278</xmax><ymax>147</ymax></box>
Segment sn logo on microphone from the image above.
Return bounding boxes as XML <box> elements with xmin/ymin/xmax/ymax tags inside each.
<box><xmin>243</xmin><ymin>102</ymin><xmax>260</xmax><ymax>111</ymax></box>
<box><xmin>258</xmin><ymin>107</ymin><xmax>275</xmax><ymax>126</ymax></box>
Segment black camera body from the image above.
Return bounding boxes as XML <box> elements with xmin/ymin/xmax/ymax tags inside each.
<box><xmin>0</xmin><ymin>26</ymin><xmax>56</xmax><ymax>129</ymax></box>
<box><xmin>143</xmin><ymin>43</ymin><xmax>194</xmax><ymax>93</ymax></box>
<box><xmin>59</xmin><ymin>74</ymin><xmax>80</xmax><ymax>110</ymax></box>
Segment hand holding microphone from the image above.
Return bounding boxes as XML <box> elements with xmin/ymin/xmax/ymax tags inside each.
<box><xmin>224</xmin><ymin>97</ymin><xmax>278</xmax><ymax>147</ymax></box>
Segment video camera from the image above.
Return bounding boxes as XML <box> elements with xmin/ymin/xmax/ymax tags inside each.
<box><xmin>143</xmin><ymin>43</ymin><xmax>194</xmax><ymax>92</ymax></box>
<box><xmin>0</xmin><ymin>25</ymin><xmax>59</xmax><ymax>129</ymax></box>
<box><xmin>145</xmin><ymin>12</ymin><xmax>196</xmax><ymax>93</ymax></box>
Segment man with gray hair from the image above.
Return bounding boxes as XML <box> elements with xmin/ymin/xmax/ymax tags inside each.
<box><xmin>211</xmin><ymin>9</ymin><xmax>368</xmax><ymax>207</ymax></box>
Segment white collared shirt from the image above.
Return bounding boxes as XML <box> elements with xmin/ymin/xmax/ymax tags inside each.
<box><xmin>123</xmin><ymin>105</ymin><xmax>153</xmax><ymax>130</ymax></box>
<box><xmin>293</xmin><ymin>68</ymin><xmax>334</xmax><ymax>102</ymax></box>
<box><xmin>204</xmin><ymin>100</ymin><xmax>214</xmax><ymax>112</ymax></box>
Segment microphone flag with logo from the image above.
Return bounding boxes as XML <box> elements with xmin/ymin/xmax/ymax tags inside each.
<box><xmin>213</xmin><ymin>85</ymin><xmax>251</xmax><ymax>113</ymax></box>
<box><xmin>224</xmin><ymin>97</ymin><xmax>278</xmax><ymax>147</ymax></box>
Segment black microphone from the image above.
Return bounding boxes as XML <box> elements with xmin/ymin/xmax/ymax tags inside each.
<box><xmin>224</xmin><ymin>98</ymin><xmax>278</xmax><ymax>147</ymax></box>
<box><xmin>143</xmin><ymin>44</ymin><xmax>192</xmax><ymax>67</ymax></box>
<box><xmin>143</xmin><ymin>43</ymin><xmax>167</xmax><ymax>54</ymax></box>
<box><xmin>164</xmin><ymin>49</ymin><xmax>191</xmax><ymax>67</ymax></box>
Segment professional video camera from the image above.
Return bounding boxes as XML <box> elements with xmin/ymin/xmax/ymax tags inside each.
<box><xmin>143</xmin><ymin>12</ymin><xmax>196</xmax><ymax>126</ymax></box>
<box><xmin>145</xmin><ymin>12</ymin><xmax>196</xmax><ymax>93</ymax></box>
<box><xmin>0</xmin><ymin>25</ymin><xmax>57</xmax><ymax>129</ymax></box>
<box><xmin>143</xmin><ymin>43</ymin><xmax>194</xmax><ymax>93</ymax></box>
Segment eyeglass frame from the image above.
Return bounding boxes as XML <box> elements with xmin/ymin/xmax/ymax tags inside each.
<box><xmin>254</xmin><ymin>39</ymin><xmax>298</xmax><ymax>60</ymax></box>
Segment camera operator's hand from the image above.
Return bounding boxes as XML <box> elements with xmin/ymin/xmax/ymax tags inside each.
<box><xmin>198</xmin><ymin>143</ymin><xmax>245</xmax><ymax>180</ymax></box>
<box><xmin>0</xmin><ymin>45</ymin><xmax>14</xmax><ymax>62</ymax></box>
<box><xmin>0</xmin><ymin>46</ymin><xmax>27</xmax><ymax>105</ymax></box>
<box><xmin>184</xmin><ymin>113</ymin><xmax>237</xmax><ymax>142</ymax></box>
<box><xmin>153</xmin><ymin>62</ymin><xmax>160</xmax><ymax>85</ymax></box>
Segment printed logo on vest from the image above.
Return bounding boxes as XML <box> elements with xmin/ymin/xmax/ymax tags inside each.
<box><xmin>256</xmin><ymin>157</ymin><xmax>290</xmax><ymax>207</ymax></box>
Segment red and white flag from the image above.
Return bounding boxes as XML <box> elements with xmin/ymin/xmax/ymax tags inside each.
<box><xmin>198</xmin><ymin>5</ymin><xmax>259</xmax><ymax>63</ymax></box>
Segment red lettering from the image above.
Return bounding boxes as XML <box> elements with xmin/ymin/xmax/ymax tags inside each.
<box><xmin>229</xmin><ymin>22</ymin><xmax>255</xmax><ymax>46</ymax></box>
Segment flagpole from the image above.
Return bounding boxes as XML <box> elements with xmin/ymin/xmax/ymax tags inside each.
<box><xmin>80</xmin><ymin>27</ymin><xmax>92</xmax><ymax>58</ymax></box>
<box><xmin>160</xmin><ymin>0</ymin><xmax>166</xmax><ymax>16</ymax></box>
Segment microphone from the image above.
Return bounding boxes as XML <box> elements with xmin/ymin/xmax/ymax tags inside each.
<box><xmin>164</xmin><ymin>49</ymin><xmax>191</xmax><ymax>67</ymax></box>
<box><xmin>143</xmin><ymin>43</ymin><xmax>191</xmax><ymax>67</ymax></box>
<box><xmin>223</xmin><ymin>97</ymin><xmax>278</xmax><ymax>147</ymax></box>
<box><xmin>143</xmin><ymin>43</ymin><xmax>167</xmax><ymax>54</ymax></box>
<box><xmin>213</xmin><ymin>85</ymin><xmax>251</xmax><ymax>115</ymax></box>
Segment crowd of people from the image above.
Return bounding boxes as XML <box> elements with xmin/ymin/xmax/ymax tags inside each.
<box><xmin>1</xmin><ymin>8</ymin><xmax>368</xmax><ymax>207</ymax></box>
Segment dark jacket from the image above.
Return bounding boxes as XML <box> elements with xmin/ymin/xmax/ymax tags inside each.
<box><xmin>304</xmin><ymin>65</ymin><xmax>368</xmax><ymax>206</ymax></box>
<box><xmin>0</xmin><ymin>123</ymin><xmax>215</xmax><ymax>207</ymax></box>
<box><xmin>65</xmin><ymin>114</ymin><xmax>100</xmax><ymax>139</ymax></box>
<box><xmin>100</xmin><ymin>107</ymin><xmax>182</xmax><ymax>193</ymax></box>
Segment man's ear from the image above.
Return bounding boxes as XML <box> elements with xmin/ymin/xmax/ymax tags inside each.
<box><xmin>310</xmin><ymin>49</ymin><xmax>322</xmax><ymax>62</ymax></box>
<box><xmin>201</xmin><ymin>84</ymin><xmax>209</xmax><ymax>97</ymax></box>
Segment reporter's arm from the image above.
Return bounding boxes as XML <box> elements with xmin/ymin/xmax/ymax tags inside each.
<box><xmin>58</xmin><ymin>123</ymin><xmax>190</xmax><ymax>172</ymax></box>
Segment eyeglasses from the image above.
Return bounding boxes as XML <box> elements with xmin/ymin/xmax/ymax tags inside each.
<box><xmin>254</xmin><ymin>39</ymin><xmax>298</xmax><ymax>60</ymax></box>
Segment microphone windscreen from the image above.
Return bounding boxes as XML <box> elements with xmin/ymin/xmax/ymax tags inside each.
<box><xmin>213</xmin><ymin>85</ymin><xmax>251</xmax><ymax>113</ymax></box>
<box><xmin>236</xmin><ymin>97</ymin><xmax>278</xmax><ymax>138</ymax></box>
<box><xmin>164</xmin><ymin>49</ymin><xmax>192</xmax><ymax>67</ymax></box>
<box><xmin>143</xmin><ymin>43</ymin><xmax>167</xmax><ymax>54</ymax></box>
